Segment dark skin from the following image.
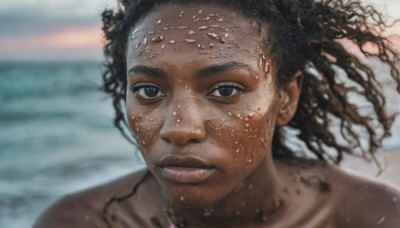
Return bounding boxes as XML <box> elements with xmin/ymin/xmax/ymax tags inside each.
<box><xmin>34</xmin><ymin>3</ymin><xmax>400</xmax><ymax>228</ymax></box>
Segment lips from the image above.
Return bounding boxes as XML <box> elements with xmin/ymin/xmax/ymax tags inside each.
<box><xmin>158</xmin><ymin>156</ymin><xmax>215</xmax><ymax>184</ymax></box>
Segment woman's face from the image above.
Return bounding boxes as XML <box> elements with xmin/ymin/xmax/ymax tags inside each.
<box><xmin>126</xmin><ymin>3</ymin><xmax>295</xmax><ymax>206</ymax></box>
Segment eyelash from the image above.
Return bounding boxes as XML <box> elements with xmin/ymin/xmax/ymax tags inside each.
<box><xmin>129</xmin><ymin>82</ymin><xmax>246</xmax><ymax>101</ymax></box>
<box><xmin>130</xmin><ymin>84</ymin><xmax>165</xmax><ymax>100</ymax></box>
<box><xmin>208</xmin><ymin>82</ymin><xmax>245</xmax><ymax>98</ymax></box>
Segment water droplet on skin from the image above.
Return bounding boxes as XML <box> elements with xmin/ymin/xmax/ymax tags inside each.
<box><xmin>197</xmin><ymin>44</ymin><xmax>205</xmax><ymax>49</ymax></box>
<box><xmin>393</xmin><ymin>197</ymin><xmax>398</xmax><ymax>202</ymax></box>
<box><xmin>216</xmin><ymin>18</ymin><xmax>224</xmax><ymax>22</ymax></box>
<box><xmin>210</xmin><ymin>24</ymin><xmax>220</xmax><ymax>28</ymax></box>
<box><xmin>135</xmin><ymin>42</ymin><xmax>142</xmax><ymax>49</ymax></box>
<box><xmin>198</xmin><ymin>9</ymin><xmax>203</xmax><ymax>14</ymax></box>
<box><xmin>162</xmin><ymin>27</ymin><xmax>169</xmax><ymax>30</ymax></box>
<box><xmin>188</xmin><ymin>30</ymin><xmax>195</xmax><ymax>35</ymax></box>
<box><xmin>173</xmin><ymin>111</ymin><xmax>177</xmax><ymax>116</ymax></box>
<box><xmin>169</xmin><ymin>40</ymin><xmax>176</xmax><ymax>44</ymax></box>
<box><xmin>245</xmin><ymin>123</ymin><xmax>250</xmax><ymax>127</ymax></box>
<box><xmin>143</xmin><ymin>36</ymin><xmax>148</xmax><ymax>44</ymax></box>
<box><xmin>180</xmin><ymin>196</ymin><xmax>185</xmax><ymax>201</ymax></box>
<box><xmin>198</xmin><ymin>25</ymin><xmax>209</xmax><ymax>30</ymax></box>
<box><xmin>179</xmin><ymin>11</ymin><xmax>184</xmax><ymax>18</ymax></box>
<box><xmin>142</xmin><ymin>141</ymin><xmax>146</xmax><ymax>146</ymax></box>
<box><xmin>249</xmin><ymin>184</ymin><xmax>254</xmax><ymax>190</ymax></box>
<box><xmin>228</xmin><ymin>112</ymin><xmax>232</xmax><ymax>116</ymax></box>
<box><xmin>377</xmin><ymin>217</ymin><xmax>386</xmax><ymax>226</ymax></box>
<box><xmin>161</xmin><ymin>44</ymin><xmax>166</xmax><ymax>49</ymax></box>
<box><xmin>148</xmin><ymin>30</ymin><xmax>154</xmax><ymax>35</ymax></box>
<box><xmin>177</xmin><ymin>25</ymin><xmax>188</xmax><ymax>30</ymax></box>
<box><xmin>177</xmin><ymin>119</ymin><xmax>181</xmax><ymax>123</ymax></box>
<box><xmin>185</xmin><ymin>39</ymin><xmax>196</xmax><ymax>43</ymax></box>
<box><xmin>193</xmin><ymin>18</ymin><xmax>200</xmax><ymax>22</ymax></box>
<box><xmin>209</xmin><ymin>13</ymin><xmax>215</xmax><ymax>17</ymax></box>
<box><xmin>236</xmin><ymin>211</ymin><xmax>241</xmax><ymax>216</ymax></box>
<box><xmin>209</xmin><ymin>43</ymin><xmax>214</xmax><ymax>49</ymax></box>
<box><xmin>224</xmin><ymin>33</ymin><xmax>229</xmax><ymax>38</ymax></box>
<box><xmin>151</xmin><ymin>35</ymin><xmax>164</xmax><ymax>43</ymax></box>
<box><xmin>247</xmin><ymin>159</ymin><xmax>252</xmax><ymax>164</ymax></box>
<box><xmin>203</xmin><ymin>16</ymin><xmax>211</xmax><ymax>21</ymax></box>
<box><xmin>156</xmin><ymin>20</ymin><xmax>162</xmax><ymax>24</ymax></box>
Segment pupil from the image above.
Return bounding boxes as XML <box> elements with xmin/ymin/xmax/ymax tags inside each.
<box><xmin>218</xmin><ymin>87</ymin><xmax>233</xmax><ymax>96</ymax></box>
<box><xmin>144</xmin><ymin>87</ymin><xmax>159</xmax><ymax>97</ymax></box>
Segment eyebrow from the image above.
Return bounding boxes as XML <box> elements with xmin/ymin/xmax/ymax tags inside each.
<box><xmin>128</xmin><ymin>65</ymin><xmax>167</xmax><ymax>78</ymax></box>
<box><xmin>196</xmin><ymin>61</ymin><xmax>252</xmax><ymax>78</ymax></box>
<box><xmin>128</xmin><ymin>61</ymin><xmax>252</xmax><ymax>79</ymax></box>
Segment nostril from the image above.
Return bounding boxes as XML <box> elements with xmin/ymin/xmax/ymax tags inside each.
<box><xmin>162</xmin><ymin>137</ymin><xmax>171</xmax><ymax>143</ymax></box>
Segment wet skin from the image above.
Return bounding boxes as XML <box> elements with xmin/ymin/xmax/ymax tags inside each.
<box><xmin>33</xmin><ymin>3</ymin><xmax>400</xmax><ymax>228</ymax></box>
<box><xmin>125</xmin><ymin>2</ymin><xmax>301</xmax><ymax>222</ymax></box>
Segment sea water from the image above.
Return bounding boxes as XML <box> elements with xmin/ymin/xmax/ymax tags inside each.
<box><xmin>0</xmin><ymin>62</ymin><xmax>143</xmax><ymax>227</ymax></box>
<box><xmin>0</xmin><ymin>62</ymin><xmax>399</xmax><ymax>228</ymax></box>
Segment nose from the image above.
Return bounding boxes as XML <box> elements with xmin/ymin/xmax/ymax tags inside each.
<box><xmin>159</xmin><ymin>101</ymin><xmax>206</xmax><ymax>146</ymax></box>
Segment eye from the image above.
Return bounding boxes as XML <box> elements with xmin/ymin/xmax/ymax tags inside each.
<box><xmin>208</xmin><ymin>82</ymin><xmax>245</xmax><ymax>98</ymax></box>
<box><xmin>130</xmin><ymin>84</ymin><xmax>165</xmax><ymax>100</ymax></box>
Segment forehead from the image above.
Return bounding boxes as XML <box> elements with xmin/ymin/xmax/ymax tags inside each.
<box><xmin>126</xmin><ymin>3</ymin><xmax>268</xmax><ymax>68</ymax></box>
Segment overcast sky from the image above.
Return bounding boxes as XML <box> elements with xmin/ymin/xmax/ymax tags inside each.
<box><xmin>0</xmin><ymin>0</ymin><xmax>399</xmax><ymax>61</ymax></box>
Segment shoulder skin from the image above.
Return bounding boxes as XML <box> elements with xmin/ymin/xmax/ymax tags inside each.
<box><xmin>33</xmin><ymin>168</ymin><xmax>152</xmax><ymax>228</ymax></box>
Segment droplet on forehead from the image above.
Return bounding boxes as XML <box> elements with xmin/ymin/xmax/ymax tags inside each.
<box><xmin>198</xmin><ymin>25</ymin><xmax>209</xmax><ymax>31</ymax></box>
<box><xmin>203</xmin><ymin>16</ymin><xmax>211</xmax><ymax>21</ymax></box>
<box><xmin>161</xmin><ymin>44</ymin><xmax>166</xmax><ymax>49</ymax></box>
<box><xmin>156</xmin><ymin>20</ymin><xmax>162</xmax><ymax>24</ymax></box>
<box><xmin>151</xmin><ymin>35</ymin><xmax>164</xmax><ymax>43</ymax></box>
<box><xmin>185</xmin><ymin>39</ymin><xmax>196</xmax><ymax>43</ymax></box>
<box><xmin>198</xmin><ymin>9</ymin><xmax>203</xmax><ymax>14</ymax></box>
<box><xmin>193</xmin><ymin>18</ymin><xmax>200</xmax><ymax>22</ymax></box>
<box><xmin>177</xmin><ymin>25</ymin><xmax>188</xmax><ymax>30</ymax></box>
<box><xmin>162</xmin><ymin>27</ymin><xmax>169</xmax><ymax>30</ymax></box>
<box><xmin>169</xmin><ymin>40</ymin><xmax>176</xmax><ymax>44</ymax></box>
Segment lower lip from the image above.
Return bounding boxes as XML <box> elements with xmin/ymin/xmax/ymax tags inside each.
<box><xmin>160</xmin><ymin>166</ymin><xmax>215</xmax><ymax>184</ymax></box>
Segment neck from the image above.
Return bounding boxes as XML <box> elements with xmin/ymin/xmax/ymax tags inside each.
<box><xmin>161</xmin><ymin>157</ymin><xmax>291</xmax><ymax>227</ymax></box>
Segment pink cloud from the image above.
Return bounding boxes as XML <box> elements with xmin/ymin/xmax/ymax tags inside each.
<box><xmin>0</xmin><ymin>26</ymin><xmax>103</xmax><ymax>50</ymax></box>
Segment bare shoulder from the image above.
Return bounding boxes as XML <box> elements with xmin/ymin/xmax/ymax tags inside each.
<box><xmin>33</xmin><ymin>168</ymin><xmax>151</xmax><ymax>228</ymax></box>
<box><xmin>328</xmin><ymin>164</ymin><xmax>400</xmax><ymax>227</ymax></box>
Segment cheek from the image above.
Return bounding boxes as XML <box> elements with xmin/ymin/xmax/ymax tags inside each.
<box><xmin>208</xmin><ymin>104</ymin><xmax>278</xmax><ymax>168</ymax></box>
<box><xmin>127</xmin><ymin>105</ymin><xmax>163</xmax><ymax>156</ymax></box>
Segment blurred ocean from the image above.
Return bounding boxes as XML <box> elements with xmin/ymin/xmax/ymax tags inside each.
<box><xmin>0</xmin><ymin>62</ymin><xmax>399</xmax><ymax>228</ymax></box>
<box><xmin>0</xmin><ymin>62</ymin><xmax>143</xmax><ymax>228</ymax></box>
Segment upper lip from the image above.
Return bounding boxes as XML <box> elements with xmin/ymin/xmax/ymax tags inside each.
<box><xmin>158</xmin><ymin>156</ymin><xmax>214</xmax><ymax>168</ymax></box>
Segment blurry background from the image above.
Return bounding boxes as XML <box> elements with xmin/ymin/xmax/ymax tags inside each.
<box><xmin>0</xmin><ymin>0</ymin><xmax>399</xmax><ymax>227</ymax></box>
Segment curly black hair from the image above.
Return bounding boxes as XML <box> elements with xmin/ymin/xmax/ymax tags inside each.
<box><xmin>101</xmin><ymin>0</ymin><xmax>400</xmax><ymax>165</ymax></box>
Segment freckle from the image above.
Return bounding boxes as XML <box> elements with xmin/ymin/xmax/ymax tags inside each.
<box><xmin>185</xmin><ymin>39</ymin><xmax>196</xmax><ymax>43</ymax></box>
<box><xmin>177</xmin><ymin>25</ymin><xmax>188</xmax><ymax>30</ymax></box>
<box><xmin>189</xmin><ymin>30</ymin><xmax>195</xmax><ymax>35</ymax></box>
<box><xmin>156</xmin><ymin>19</ymin><xmax>162</xmax><ymax>24</ymax></box>
<box><xmin>198</xmin><ymin>25</ymin><xmax>208</xmax><ymax>30</ymax></box>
